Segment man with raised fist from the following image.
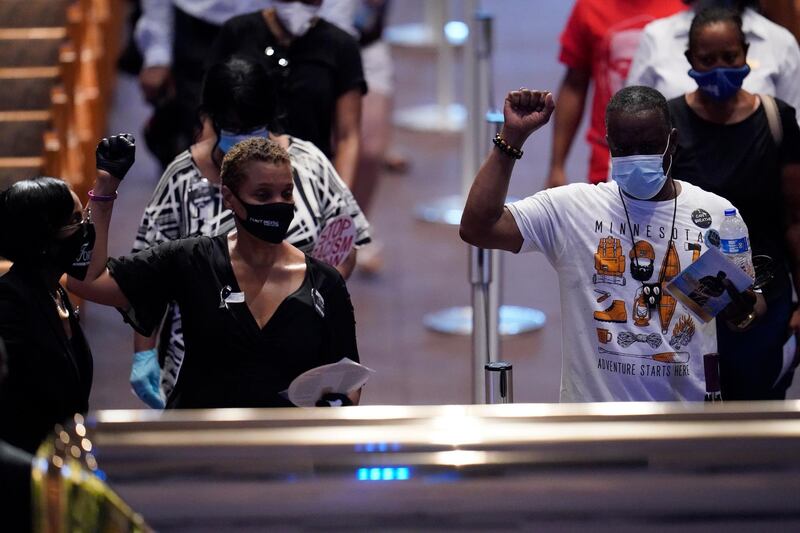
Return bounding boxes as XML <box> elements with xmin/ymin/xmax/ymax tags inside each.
<box><xmin>460</xmin><ymin>86</ymin><xmax>759</xmax><ymax>402</ymax></box>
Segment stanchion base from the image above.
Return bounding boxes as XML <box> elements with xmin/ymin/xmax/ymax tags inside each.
<box><xmin>424</xmin><ymin>305</ymin><xmax>547</xmax><ymax>336</ymax></box>
<box><xmin>385</xmin><ymin>23</ymin><xmax>436</xmax><ymax>47</ymax></box>
<box><xmin>385</xmin><ymin>23</ymin><xmax>468</xmax><ymax>48</ymax></box>
<box><xmin>394</xmin><ymin>103</ymin><xmax>466</xmax><ymax>133</ymax></box>
<box><xmin>414</xmin><ymin>194</ymin><xmax>464</xmax><ymax>225</ymax></box>
<box><xmin>415</xmin><ymin>194</ymin><xmax>521</xmax><ymax>226</ymax></box>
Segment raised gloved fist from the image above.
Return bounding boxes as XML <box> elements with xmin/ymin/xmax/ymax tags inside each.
<box><xmin>96</xmin><ymin>133</ymin><xmax>136</xmax><ymax>180</ymax></box>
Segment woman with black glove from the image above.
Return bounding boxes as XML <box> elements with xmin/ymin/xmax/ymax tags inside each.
<box><xmin>68</xmin><ymin>137</ymin><xmax>361</xmax><ymax>409</ymax></box>
<box><xmin>0</xmin><ymin>134</ymin><xmax>135</xmax><ymax>453</ymax></box>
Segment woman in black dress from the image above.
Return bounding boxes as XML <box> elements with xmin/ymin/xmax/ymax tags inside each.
<box><xmin>667</xmin><ymin>7</ymin><xmax>800</xmax><ymax>399</ymax></box>
<box><xmin>0</xmin><ymin>135</ymin><xmax>135</xmax><ymax>453</ymax></box>
<box><xmin>69</xmin><ymin>138</ymin><xmax>360</xmax><ymax>408</ymax></box>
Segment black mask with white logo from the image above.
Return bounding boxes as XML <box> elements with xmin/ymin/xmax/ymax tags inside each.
<box><xmin>51</xmin><ymin>223</ymin><xmax>96</xmax><ymax>280</ymax></box>
<box><xmin>234</xmin><ymin>196</ymin><xmax>294</xmax><ymax>244</ymax></box>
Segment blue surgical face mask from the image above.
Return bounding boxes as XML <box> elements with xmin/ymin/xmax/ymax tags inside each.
<box><xmin>217</xmin><ymin>126</ymin><xmax>270</xmax><ymax>153</ymax></box>
<box><xmin>688</xmin><ymin>64</ymin><xmax>750</xmax><ymax>102</ymax></box>
<box><xmin>611</xmin><ymin>139</ymin><xmax>672</xmax><ymax>200</ymax></box>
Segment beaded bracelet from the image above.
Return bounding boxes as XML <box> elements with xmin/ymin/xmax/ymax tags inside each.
<box><xmin>88</xmin><ymin>189</ymin><xmax>118</xmax><ymax>202</ymax></box>
<box><xmin>492</xmin><ymin>133</ymin><xmax>523</xmax><ymax>160</ymax></box>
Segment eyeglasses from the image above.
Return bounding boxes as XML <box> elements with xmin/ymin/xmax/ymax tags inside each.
<box><xmin>57</xmin><ymin>207</ymin><xmax>92</xmax><ymax>235</ymax></box>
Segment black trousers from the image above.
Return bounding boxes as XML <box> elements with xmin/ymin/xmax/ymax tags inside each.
<box><xmin>145</xmin><ymin>7</ymin><xmax>221</xmax><ymax>167</ymax></box>
<box><xmin>717</xmin><ymin>279</ymin><xmax>795</xmax><ymax>400</ymax></box>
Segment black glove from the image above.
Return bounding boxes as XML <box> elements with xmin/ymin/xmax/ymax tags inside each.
<box><xmin>96</xmin><ymin>133</ymin><xmax>136</xmax><ymax>180</ymax></box>
<box><xmin>315</xmin><ymin>392</ymin><xmax>353</xmax><ymax>407</ymax></box>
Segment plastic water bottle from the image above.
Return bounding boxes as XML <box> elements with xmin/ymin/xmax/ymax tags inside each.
<box><xmin>719</xmin><ymin>208</ymin><xmax>755</xmax><ymax>279</ymax></box>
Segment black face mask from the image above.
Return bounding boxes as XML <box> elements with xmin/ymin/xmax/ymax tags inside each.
<box><xmin>233</xmin><ymin>196</ymin><xmax>294</xmax><ymax>244</ymax></box>
<box><xmin>51</xmin><ymin>223</ymin><xmax>96</xmax><ymax>280</ymax></box>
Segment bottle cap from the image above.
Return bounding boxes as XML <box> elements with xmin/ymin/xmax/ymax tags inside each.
<box><xmin>724</xmin><ymin>208</ymin><xmax>736</xmax><ymax>216</ymax></box>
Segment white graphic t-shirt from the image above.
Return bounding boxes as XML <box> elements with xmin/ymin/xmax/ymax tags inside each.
<box><xmin>507</xmin><ymin>180</ymin><xmax>736</xmax><ymax>402</ymax></box>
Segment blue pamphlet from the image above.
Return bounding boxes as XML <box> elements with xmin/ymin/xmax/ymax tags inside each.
<box><xmin>665</xmin><ymin>246</ymin><xmax>753</xmax><ymax>323</ymax></box>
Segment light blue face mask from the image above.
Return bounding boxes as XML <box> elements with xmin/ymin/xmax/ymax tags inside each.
<box><xmin>610</xmin><ymin>139</ymin><xmax>672</xmax><ymax>200</ymax></box>
<box><xmin>217</xmin><ymin>126</ymin><xmax>270</xmax><ymax>154</ymax></box>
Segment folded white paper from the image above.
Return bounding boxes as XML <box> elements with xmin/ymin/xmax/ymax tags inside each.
<box><xmin>287</xmin><ymin>358</ymin><xmax>374</xmax><ymax>407</ymax></box>
<box><xmin>775</xmin><ymin>334</ymin><xmax>797</xmax><ymax>388</ymax></box>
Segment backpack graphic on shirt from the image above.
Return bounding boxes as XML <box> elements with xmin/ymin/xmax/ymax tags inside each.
<box><xmin>592</xmin><ymin>235</ymin><xmax>626</xmax><ymax>286</ymax></box>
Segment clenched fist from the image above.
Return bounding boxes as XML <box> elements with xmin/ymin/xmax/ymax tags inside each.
<box><xmin>96</xmin><ymin>133</ymin><xmax>136</xmax><ymax>181</ymax></box>
<box><xmin>501</xmin><ymin>89</ymin><xmax>555</xmax><ymax>148</ymax></box>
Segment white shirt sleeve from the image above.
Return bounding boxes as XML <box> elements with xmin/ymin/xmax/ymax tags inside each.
<box><xmin>626</xmin><ymin>24</ymin><xmax>657</xmax><ymax>88</ymax></box>
<box><xmin>135</xmin><ymin>0</ymin><xmax>175</xmax><ymax>68</ymax></box>
<box><xmin>775</xmin><ymin>35</ymin><xmax>800</xmax><ymax>127</ymax></box>
<box><xmin>505</xmin><ymin>190</ymin><xmax>566</xmax><ymax>262</ymax></box>
<box><xmin>319</xmin><ymin>0</ymin><xmax>359</xmax><ymax>37</ymax></box>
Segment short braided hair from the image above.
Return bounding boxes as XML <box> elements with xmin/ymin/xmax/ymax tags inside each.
<box><xmin>220</xmin><ymin>137</ymin><xmax>291</xmax><ymax>193</ymax></box>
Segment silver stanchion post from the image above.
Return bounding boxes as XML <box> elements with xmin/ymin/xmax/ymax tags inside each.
<box><xmin>470</xmin><ymin>16</ymin><xmax>496</xmax><ymax>399</ymax></box>
<box><xmin>389</xmin><ymin>0</ymin><xmax>467</xmax><ymax>134</ymax></box>
<box><xmin>470</xmin><ymin>245</ymin><xmax>492</xmax><ymax>402</ymax></box>
<box><xmin>412</xmin><ymin>0</ymin><xmax>474</xmax><ymax>227</ymax></box>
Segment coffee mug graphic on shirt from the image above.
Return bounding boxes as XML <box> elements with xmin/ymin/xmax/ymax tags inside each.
<box><xmin>597</xmin><ymin>328</ymin><xmax>613</xmax><ymax>344</ymax></box>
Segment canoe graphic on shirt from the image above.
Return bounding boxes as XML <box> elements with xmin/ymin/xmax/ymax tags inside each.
<box><xmin>658</xmin><ymin>240</ymin><xmax>680</xmax><ymax>334</ymax></box>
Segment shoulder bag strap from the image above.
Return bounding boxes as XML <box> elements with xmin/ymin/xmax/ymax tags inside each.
<box><xmin>761</xmin><ymin>94</ymin><xmax>783</xmax><ymax>146</ymax></box>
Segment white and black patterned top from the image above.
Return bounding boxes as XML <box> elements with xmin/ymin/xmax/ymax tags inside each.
<box><xmin>132</xmin><ymin>136</ymin><xmax>370</xmax><ymax>398</ymax></box>
<box><xmin>133</xmin><ymin>136</ymin><xmax>370</xmax><ymax>253</ymax></box>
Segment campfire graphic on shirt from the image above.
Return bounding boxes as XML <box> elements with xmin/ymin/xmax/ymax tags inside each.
<box><xmin>592</xmin><ymin>235</ymin><xmax>626</xmax><ymax>286</ymax></box>
<box><xmin>669</xmin><ymin>314</ymin><xmax>696</xmax><ymax>349</ymax></box>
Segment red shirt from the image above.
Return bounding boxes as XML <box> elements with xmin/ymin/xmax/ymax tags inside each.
<box><xmin>559</xmin><ymin>0</ymin><xmax>686</xmax><ymax>184</ymax></box>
